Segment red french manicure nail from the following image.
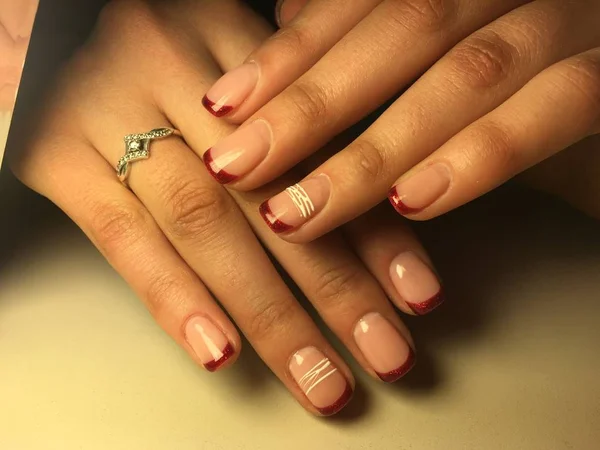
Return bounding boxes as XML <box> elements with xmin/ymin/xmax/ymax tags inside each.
<box><xmin>259</xmin><ymin>200</ymin><xmax>294</xmax><ymax>233</ymax></box>
<box><xmin>389</xmin><ymin>252</ymin><xmax>444</xmax><ymax>315</ymax></box>
<box><xmin>259</xmin><ymin>175</ymin><xmax>331</xmax><ymax>234</ymax></box>
<box><xmin>388</xmin><ymin>164</ymin><xmax>451</xmax><ymax>215</ymax></box>
<box><xmin>184</xmin><ymin>316</ymin><xmax>235</xmax><ymax>371</ymax></box>
<box><xmin>202</xmin><ymin>120</ymin><xmax>271</xmax><ymax>184</ymax></box>
<box><xmin>353</xmin><ymin>312</ymin><xmax>416</xmax><ymax>383</ymax></box>
<box><xmin>376</xmin><ymin>347</ymin><xmax>416</xmax><ymax>383</ymax></box>
<box><xmin>202</xmin><ymin>63</ymin><xmax>259</xmax><ymax>117</ymax></box>
<box><xmin>289</xmin><ymin>347</ymin><xmax>353</xmax><ymax>416</ymax></box>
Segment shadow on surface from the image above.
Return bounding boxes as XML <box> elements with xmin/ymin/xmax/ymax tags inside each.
<box><xmin>0</xmin><ymin>170</ymin><xmax>66</xmax><ymax>275</ymax></box>
<box><xmin>391</xmin><ymin>182</ymin><xmax>600</xmax><ymax>395</ymax></box>
<box><xmin>2</xmin><ymin>165</ymin><xmax>599</xmax><ymax>418</ymax></box>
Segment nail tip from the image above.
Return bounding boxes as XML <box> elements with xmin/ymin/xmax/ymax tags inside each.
<box><xmin>376</xmin><ymin>348</ymin><xmax>417</xmax><ymax>383</ymax></box>
<box><xmin>202</xmin><ymin>95</ymin><xmax>234</xmax><ymax>118</ymax></box>
<box><xmin>316</xmin><ymin>384</ymin><xmax>354</xmax><ymax>416</ymax></box>
<box><xmin>388</xmin><ymin>187</ymin><xmax>422</xmax><ymax>215</ymax></box>
<box><xmin>203</xmin><ymin>343</ymin><xmax>235</xmax><ymax>372</ymax></box>
<box><xmin>259</xmin><ymin>201</ymin><xmax>294</xmax><ymax>234</ymax></box>
<box><xmin>407</xmin><ymin>289</ymin><xmax>445</xmax><ymax>315</ymax></box>
<box><xmin>203</xmin><ymin>148</ymin><xmax>239</xmax><ymax>184</ymax></box>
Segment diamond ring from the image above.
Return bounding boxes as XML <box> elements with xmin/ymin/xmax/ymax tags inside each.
<box><xmin>116</xmin><ymin>127</ymin><xmax>181</xmax><ymax>185</ymax></box>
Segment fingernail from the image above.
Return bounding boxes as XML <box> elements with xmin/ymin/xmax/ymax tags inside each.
<box><xmin>184</xmin><ymin>316</ymin><xmax>235</xmax><ymax>372</ymax></box>
<box><xmin>202</xmin><ymin>62</ymin><xmax>259</xmax><ymax>117</ymax></box>
<box><xmin>289</xmin><ymin>347</ymin><xmax>353</xmax><ymax>416</ymax></box>
<box><xmin>259</xmin><ymin>175</ymin><xmax>331</xmax><ymax>233</ymax></box>
<box><xmin>389</xmin><ymin>164</ymin><xmax>451</xmax><ymax>215</ymax></box>
<box><xmin>389</xmin><ymin>252</ymin><xmax>444</xmax><ymax>315</ymax></box>
<box><xmin>203</xmin><ymin>120</ymin><xmax>271</xmax><ymax>184</ymax></box>
<box><xmin>353</xmin><ymin>313</ymin><xmax>416</xmax><ymax>383</ymax></box>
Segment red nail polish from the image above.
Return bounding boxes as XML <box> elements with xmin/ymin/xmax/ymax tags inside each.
<box><xmin>203</xmin><ymin>148</ymin><xmax>239</xmax><ymax>184</ymax></box>
<box><xmin>259</xmin><ymin>201</ymin><xmax>294</xmax><ymax>233</ymax></box>
<box><xmin>316</xmin><ymin>384</ymin><xmax>354</xmax><ymax>416</ymax></box>
<box><xmin>203</xmin><ymin>343</ymin><xmax>235</xmax><ymax>372</ymax></box>
<box><xmin>406</xmin><ymin>289</ymin><xmax>445</xmax><ymax>315</ymax></box>
<box><xmin>388</xmin><ymin>187</ymin><xmax>422</xmax><ymax>215</ymax></box>
<box><xmin>376</xmin><ymin>347</ymin><xmax>416</xmax><ymax>383</ymax></box>
<box><xmin>202</xmin><ymin>95</ymin><xmax>234</xmax><ymax>118</ymax></box>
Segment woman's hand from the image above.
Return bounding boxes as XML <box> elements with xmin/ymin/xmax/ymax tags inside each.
<box><xmin>200</xmin><ymin>0</ymin><xmax>600</xmax><ymax>241</ymax></box>
<box><xmin>10</xmin><ymin>0</ymin><xmax>445</xmax><ymax>416</ymax></box>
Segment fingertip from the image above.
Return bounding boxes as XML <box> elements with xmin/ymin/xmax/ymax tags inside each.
<box><xmin>275</xmin><ymin>0</ymin><xmax>309</xmax><ymax>28</ymax></box>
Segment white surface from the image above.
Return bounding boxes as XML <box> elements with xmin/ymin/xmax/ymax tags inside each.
<box><xmin>0</xmin><ymin>184</ymin><xmax>599</xmax><ymax>449</ymax></box>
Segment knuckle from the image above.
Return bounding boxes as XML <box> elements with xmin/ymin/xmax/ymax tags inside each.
<box><xmin>247</xmin><ymin>297</ymin><xmax>296</xmax><ymax>341</ymax></box>
<box><xmin>163</xmin><ymin>177</ymin><xmax>231</xmax><ymax>241</ymax></box>
<box><xmin>448</xmin><ymin>32</ymin><xmax>516</xmax><ymax>89</ymax></box>
<box><xmin>345</xmin><ymin>139</ymin><xmax>388</xmax><ymax>184</ymax></box>
<box><xmin>89</xmin><ymin>200</ymin><xmax>150</xmax><ymax>257</ymax></box>
<box><xmin>559</xmin><ymin>55</ymin><xmax>600</xmax><ymax>114</ymax></box>
<box><xmin>283</xmin><ymin>81</ymin><xmax>330</xmax><ymax>124</ymax></box>
<box><xmin>312</xmin><ymin>264</ymin><xmax>363</xmax><ymax>306</ymax></box>
<box><xmin>388</xmin><ymin>0</ymin><xmax>454</xmax><ymax>33</ymax></box>
<box><xmin>271</xmin><ymin>24</ymin><xmax>319</xmax><ymax>59</ymax></box>
<box><xmin>144</xmin><ymin>269</ymin><xmax>189</xmax><ymax>318</ymax></box>
<box><xmin>95</xmin><ymin>0</ymin><xmax>174</xmax><ymax>59</ymax></box>
<box><xmin>468</xmin><ymin>121</ymin><xmax>520</xmax><ymax>175</ymax></box>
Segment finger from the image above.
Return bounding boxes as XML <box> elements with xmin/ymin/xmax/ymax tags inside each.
<box><xmin>259</xmin><ymin>0</ymin><xmax>600</xmax><ymax>241</ymax></box>
<box><xmin>190</xmin><ymin>0</ymin><xmax>274</xmax><ymax>70</ymax></box>
<box><xmin>81</xmin><ymin>83</ymin><xmax>354</xmax><ymax>416</ymax></box>
<box><xmin>343</xmin><ymin>204</ymin><xmax>444</xmax><ymax>316</ymax></box>
<box><xmin>92</xmin><ymin>21</ymin><xmax>357</xmax><ymax>413</ymax></box>
<box><xmin>201</xmin><ymin>0</ymin><xmax>380</xmax><ymax>119</ymax></box>
<box><xmin>159</xmin><ymin>32</ymin><xmax>418</xmax><ymax>382</ymax></box>
<box><xmin>393</xmin><ymin>47</ymin><xmax>600</xmax><ymax>219</ymax></box>
<box><xmin>276</xmin><ymin>0</ymin><xmax>309</xmax><ymax>27</ymax></box>
<box><xmin>12</xmin><ymin>133</ymin><xmax>242</xmax><ymax>372</ymax></box>
<box><xmin>234</xmin><ymin>184</ymin><xmax>416</xmax><ymax>383</ymax></box>
<box><xmin>203</xmin><ymin>0</ymin><xmax>529</xmax><ymax>192</ymax></box>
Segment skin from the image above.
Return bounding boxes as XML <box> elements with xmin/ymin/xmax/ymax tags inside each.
<box><xmin>10</xmin><ymin>0</ymin><xmax>443</xmax><ymax>416</ymax></box>
<box><xmin>204</xmin><ymin>0</ymin><xmax>600</xmax><ymax>242</ymax></box>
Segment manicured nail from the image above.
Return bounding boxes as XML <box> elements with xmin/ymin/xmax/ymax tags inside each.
<box><xmin>389</xmin><ymin>252</ymin><xmax>444</xmax><ymax>315</ymax></box>
<box><xmin>184</xmin><ymin>316</ymin><xmax>234</xmax><ymax>372</ymax></box>
<box><xmin>203</xmin><ymin>120</ymin><xmax>271</xmax><ymax>184</ymax></box>
<box><xmin>389</xmin><ymin>164</ymin><xmax>451</xmax><ymax>215</ymax></box>
<box><xmin>353</xmin><ymin>313</ymin><xmax>416</xmax><ymax>383</ymax></box>
<box><xmin>259</xmin><ymin>175</ymin><xmax>331</xmax><ymax>233</ymax></box>
<box><xmin>202</xmin><ymin>62</ymin><xmax>259</xmax><ymax>117</ymax></box>
<box><xmin>289</xmin><ymin>347</ymin><xmax>353</xmax><ymax>416</ymax></box>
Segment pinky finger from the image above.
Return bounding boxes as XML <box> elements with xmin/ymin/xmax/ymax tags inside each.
<box><xmin>389</xmin><ymin>48</ymin><xmax>600</xmax><ymax>220</ymax></box>
<box><xmin>12</xmin><ymin>138</ymin><xmax>242</xmax><ymax>372</ymax></box>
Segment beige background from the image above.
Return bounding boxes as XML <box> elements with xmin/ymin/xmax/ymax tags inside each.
<box><xmin>0</xmin><ymin>117</ymin><xmax>599</xmax><ymax>448</ymax></box>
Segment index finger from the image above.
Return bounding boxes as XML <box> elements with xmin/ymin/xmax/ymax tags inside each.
<box><xmin>201</xmin><ymin>0</ymin><xmax>378</xmax><ymax>120</ymax></box>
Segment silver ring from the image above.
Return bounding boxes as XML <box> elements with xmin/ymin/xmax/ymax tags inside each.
<box><xmin>116</xmin><ymin>127</ymin><xmax>181</xmax><ymax>185</ymax></box>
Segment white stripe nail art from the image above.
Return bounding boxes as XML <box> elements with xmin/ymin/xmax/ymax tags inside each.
<box><xmin>285</xmin><ymin>184</ymin><xmax>315</xmax><ymax>219</ymax></box>
<box><xmin>298</xmin><ymin>358</ymin><xmax>338</xmax><ymax>395</ymax></box>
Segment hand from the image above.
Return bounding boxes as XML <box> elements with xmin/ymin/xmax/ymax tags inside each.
<box><xmin>200</xmin><ymin>0</ymin><xmax>600</xmax><ymax>241</ymax></box>
<box><xmin>10</xmin><ymin>0</ymin><xmax>444</xmax><ymax>416</ymax></box>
